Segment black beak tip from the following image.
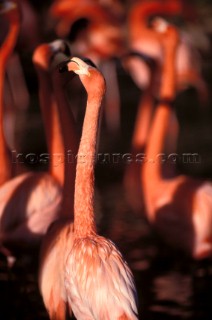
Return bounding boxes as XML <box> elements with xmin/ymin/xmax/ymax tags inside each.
<box><xmin>59</xmin><ymin>64</ymin><xmax>68</xmax><ymax>73</ymax></box>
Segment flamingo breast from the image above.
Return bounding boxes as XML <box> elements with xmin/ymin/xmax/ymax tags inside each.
<box><xmin>65</xmin><ymin>235</ymin><xmax>138</xmax><ymax>320</ymax></box>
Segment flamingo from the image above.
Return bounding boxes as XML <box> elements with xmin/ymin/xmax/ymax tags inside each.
<box><xmin>0</xmin><ymin>0</ymin><xmax>20</xmax><ymax>185</ymax></box>
<box><xmin>39</xmin><ymin>57</ymin><xmax>138</xmax><ymax>319</ymax></box>
<box><xmin>0</xmin><ymin>40</ymin><xmax>74</xmax><ymax>259</ymax></box>
<box><xmin>123</xmin><ymin>0</ymin><xmax>207</xmax><ymax>212</ymax></box>
<box><xmin>141</xmin><ymin>21</ymin><xmax>212</xmax><ymax>259</ymax></box>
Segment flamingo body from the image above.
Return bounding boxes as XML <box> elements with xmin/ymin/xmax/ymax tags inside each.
<box><xmin>146</xmin><ymin>176</ymin><xmax>212</xmax><ymax>259</ymax></box>
<box><xmin>65</xmin><ymin>235</ymin><xmax>138</xmax><ymax>320</ymax></box>
<box><xmin>0</xmin><ymin>39</ymin><xmax>72</xmax><ymax>252</ymax></box>
<box><xmin>39</xmin><ymin>220</ymin><xmax>74</xmax><ymax>319</ymax></box>
<box><xmin>0</xmin><ymin>172</ymin><xmax>62</xmax><ymax>246</ymax></box>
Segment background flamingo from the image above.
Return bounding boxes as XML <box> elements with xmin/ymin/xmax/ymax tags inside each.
<box><xmin>123</xmin><ymin>0</ymin><xmax>207</xmax><ymax>213</ymax></box>
<box><xmin>127</xmin><ymin>0</ymin><xmax>208</xmax><ymax>100</ymax></box>
<box><xmin>0</xmin><ymin>40</ymin><xmax>74</xmax><ymax>261</ymax></box>
<box><xmin>141</xmin><ymin>20</ymin><xmax>212</xmax><ymax>259</ymax></box>
<box><xmin>123</xmin><ymin>52</ymin><xmax>157</xmax><ymax>213</ymax></box>
<box><xmin>34</xmin><ymin>41</ymin><xmax>79</xmax><ymax>319</ymax></box>
<box><xmin>0</xmin><ymin>0</ymin><xmax>20</xmax><ymax>184</ymax></box>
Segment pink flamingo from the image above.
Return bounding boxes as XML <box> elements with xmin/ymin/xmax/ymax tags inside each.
<box><xmin>141</xmin><ymin>21</ymin><xmax>212</xmax><ymax>259</ymax></box>
<box><xmin>39</xmin><ymin>57</ymin><xmax>138</xmax><ymax>319</ymax></box>
<box><xmin>0</xmin><ymin>0</ymin><xmax>20</xmax><ymax>185</ymax></box>
<box><xmin>123</xmin><ymin>0</ymin><xmax>207</xmax><ymax>213</ymax></box>
<box><xmin>0</xmin><ymin>40</ymin><xmax>74</xmax><ymax>259</ymax></box>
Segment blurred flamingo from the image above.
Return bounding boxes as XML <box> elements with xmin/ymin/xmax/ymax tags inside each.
<box><xmin>0</xmin><ymin>0</ymin><xmax>20</xmax><ymax>185</ymax></box>
<box><xmin>98</xmin><ymin>0</ymin><xmax>124</xmax><ymax>16</ymax></box>
<box><xmin>123</xmin><ymin>0</ymin><xmax>207</xmax><ymax>213</ymax></box>
<box><xmin>50</xmin><ymin>0</ymin><xmax>124</xmax><ymax>134</ymax></box>
<box><xmin>39</xmin><ymin>57</ymin><xmax>138</xmax><ymax>319</ymax></box>
<box><xmin>5</xmin><ymin>0</ymin><xmax>40</xmax><ymax>150</ymax></box>
<box><xmin>127</xmin><ymin>0</ymin><xmax>208</xmax><ymax>100</ymax></box>
<box><xmin>0</xmin><ymin>40</ymin><xmax>73</xmax><ymax>261</ymax></box>
<box><xmin>123</xmin><ymin>52</ymin><xmax>157</xmax><ymax>213</ymax></box>
<box><xmin>0</xmin><ymin>0</ymin><xmax>34</xmax><ymax>174</ymax></box>
<box><xmin>141</xmin><ymin>21</ymin><xmax>212</xmax><ymax>259</ymax></box>
<box><xmin>38</xmin><ymin>48</ymin><xmax>78</xmax><ymax>319</ymax></box>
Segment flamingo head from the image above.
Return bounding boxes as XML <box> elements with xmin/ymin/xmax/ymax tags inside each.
<box><xmin>151</xmin><ymin>17</ymin><xmax>180</xmax><ymax>50</ymax></box>
<box><xmin>59</xmin><ymin>56</ymin><xmax>105</xmax><ymax>96</ymax></box>
<box><xmin>151</xmin><ymin>17</ymin><xmax>169</xmax><ymax>33</ymax></box>
<box><xmin>49</xmin><ymin>39</ymin><xmax>71</xmax><ymax>59</ymax></box>
<box><xmin>0</xmin><ymin>0</ymin><xmax>20</xmax><ymax>21</ymax></box>
<box><xmin>33</xmin><ymin>40</ymin><xmax>71</xmax><ymax>71</ymax></box>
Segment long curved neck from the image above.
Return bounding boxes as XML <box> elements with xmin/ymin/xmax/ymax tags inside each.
<box><xmin>35</xmin><ymin>67</ymin><xmax>64</xmax><ymax>186</ymax></box>
<box><xmin>0</xmin><ymin>17</ymin><xmax>19</xmax><ymax>184</ymax></box>
<box><xmin>74</xmin><ymin>80</ymin><xmax>104</xmax><ymax>238</ymax></box>
<box><xmin>142</xmin><ymin>45</ymin><xmax>177</xmax><ymax>193</ymax></box>
<box><xmin>52</xmin><ymin>71</ymin><xmax>79</xmax><ymax>218</ymax></box>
